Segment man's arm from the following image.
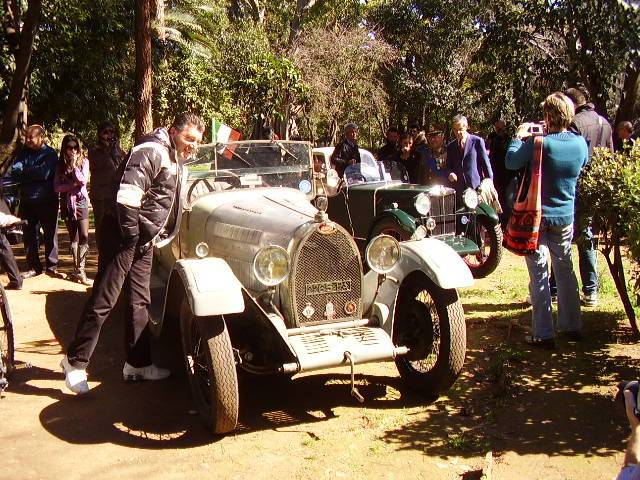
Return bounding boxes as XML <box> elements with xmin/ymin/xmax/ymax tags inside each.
<box><xmin>115</xmin><ymin>145</ymin><xmax>158</xmax><ymax>241</ymax></box>
<box><xmin>476</xmin><ymin>137</ymin><xmax>493</xmax><ymax>179</ymax></box>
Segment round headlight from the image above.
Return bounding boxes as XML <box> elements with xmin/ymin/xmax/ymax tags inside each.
<box><xmin>195</xmin><ymin>242</ymin><xmax>209</xmax><ymax>258</ymax></box>
<box><xmin>315</xmin><ymin>195</ymin><xmax>328</xmax><ymax>212</ymax></box>
<box><xmin>253</xmin><ymin>246</ymin><xmax>290</xmax><ymax>287</ymax></box>
<box><xmin>366</xmin><ymin>235</ymin><xmax>401</xmax><ymax>274</ymax></box>
<box><xmin>425</xmin><ymin>217</ymin><xmax>437</xmax><ymax>231</ymax></box>
<box><xmin>414</xmin><ymin>193</ymin><xmax>431</xmax><ymax>215</ymax></box>
<box><xmin>326</xmin><ymin>169</ymin><xmax>340</xmax><ymax>188</ymax></box>
<box><xmin>463</xmin><ymin>188</ymin><xmax>479</xmax><ymax>209</ymax></box>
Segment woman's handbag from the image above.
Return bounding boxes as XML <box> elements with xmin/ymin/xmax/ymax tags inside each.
<box><xmin>503</xmin><ymin>135</ymin><xmax>543</xmax><ymax>255</ymax></box>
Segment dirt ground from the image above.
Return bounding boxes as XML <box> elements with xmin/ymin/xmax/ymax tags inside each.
<box><xmin>1</xmin><ymin>230</ymin><xmax>638</xmax><ymax>480</ymax></box>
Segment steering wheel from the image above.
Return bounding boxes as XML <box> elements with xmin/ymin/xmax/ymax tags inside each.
<box><xmin>187</xmin><ymin>178</ymin><xmax>217</xmax><ymax>204</ymax></box>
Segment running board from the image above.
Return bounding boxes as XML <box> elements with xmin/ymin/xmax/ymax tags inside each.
<box><xmin>287</xmin><ymin>326</ymin><xmax>408</xmax><ymax>373</ymax></box>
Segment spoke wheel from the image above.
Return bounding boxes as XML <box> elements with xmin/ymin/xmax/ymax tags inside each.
<box><xmin>463</xmin><ymin>215</ymin><xmax>503</xmax><ymax>278</ymax></box>
<box><xmin>180</xmin><ymin>299</ymin><xmax>239</xmax><ymax>434</ymax></box>
<box><xmin>393</xmin><ymin>273</ymin><xmax>466</xmax><ymax>396</ymax></box>
<box><xmin>0</xmin><ymin>285</ymin><xmax>14</xmax><ymax>378</ymax></box>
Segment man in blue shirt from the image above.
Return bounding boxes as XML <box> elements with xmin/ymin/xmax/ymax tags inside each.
<box><xmin>10</xmin><ymin>125</ymin><xmax>59</xmax><ymax>278</ymax></box>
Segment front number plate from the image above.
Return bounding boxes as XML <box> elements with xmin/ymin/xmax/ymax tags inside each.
<box><xmin>306</xmin><ymin>280</ymin><xmax>352</xmax><ymax>296</ymax></box>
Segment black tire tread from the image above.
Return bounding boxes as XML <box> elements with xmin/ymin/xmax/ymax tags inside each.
<box><xmin>0</xmin><ymin>285</ymin><xmax>14</xmax><ymax>375</ymax></box>
<box><xmin>467</xmin><ymin>216</ymin><xmax>503</xmax><ymax>279</ymax></box>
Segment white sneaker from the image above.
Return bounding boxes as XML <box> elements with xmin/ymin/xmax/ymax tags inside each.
<box><xmin>581</xmin><ymin>292</ymin><xmax>598</xmax><ymax>307</ymax></box>
<box><xmin>60</xmin><ymin>356</ymin><xmax>89</xmax><ymax>395</ymax></box>
<box><xmin>122</xmin><ymin>362</ymin><xmax>170</xmax><ymax>382</ymax></box>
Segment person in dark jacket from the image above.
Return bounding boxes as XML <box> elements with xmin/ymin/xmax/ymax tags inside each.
<box><xmin>446</xmin><ymin>115</ymin><xmax>494</xmax><ymax>195</ymax></box>
<box><xmin>561</xmin><ymin>87</ymin><xmax>614</xmax><ymax>307</ymax></box>
<box><xmin>88</xmin><ymin>121</ymin><xmax>126</xmax><ymax>244</ymax></box>
<box><xmin>330</xmin><ymin>123</ymin><xmax>361</xmax><ymax>177</ymax></box>
<box><xmin>616</xmin><ymin>121</ymin><xmax>638</xmax><ymax>152</ymax></box>
<box><xmin>10</xmin><ymin>125</ymin><xmax>59</xmax><ymax>278</ymax></box>
<box><xmin>376</xmin><ymin>126</ymin><xmax>398</xmax><ymax>163</ymax></box>
<box><xmin>61</xmin><ymin>113</ymin><xmax>205</xmax><ymax>395</ymax></box>
<box><xmin>419</xmin><ymin>124</ymin><xmax>448</xmax><ymax>185</ymax></box>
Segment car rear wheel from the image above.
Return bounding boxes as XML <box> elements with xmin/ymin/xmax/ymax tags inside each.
<box><xmin>393</xmin><ymin>272</ymin><xmax>466</xmax><ymax>396</ymax></box>
<box><xmin>180</xmin><ymin>299</ymin><xmax>239</xmax><ymax>434</ymax></box>
<box><xmin>463</xmin><ymin>214</ymin><xmax>503</xmax><ymax>278</ymax></box>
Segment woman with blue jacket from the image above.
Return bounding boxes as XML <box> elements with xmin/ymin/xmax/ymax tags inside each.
<box><xmin>506</xmin><ymin>92</ymin><xmax>588</xmax><ymax>347</ymax></box>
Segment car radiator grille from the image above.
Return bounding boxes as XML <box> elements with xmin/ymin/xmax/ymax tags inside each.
<box><xmin>430</xmin><ymin>192</ymin><xmax>457</xmax><ymax>236</ymax></box>
<box><xmin>287</xmin><ymin>226</ymin><xmax>363</xmax><ymax>327</ymax></box>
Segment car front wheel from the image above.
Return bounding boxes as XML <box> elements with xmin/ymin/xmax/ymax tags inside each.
<box><xmin>393</xmin><ymin>272</ymin><xmax>466</xmax><ymax>396</ymax></box>
<box><xmin>463</xmin><ymin>214</ymin><xmax>503</xmax><ymax>278</ymax></box>
<box><xmin>180</xmin><ymin>299</ymin><xmax>239</xmax><ymax>434</ymax></box>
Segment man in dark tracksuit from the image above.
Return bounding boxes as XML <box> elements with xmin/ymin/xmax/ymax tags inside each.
<box><xmin>10</xmin><ymin>125</ymin><xmax>59</xmax><ymax>278</ymax></box>
<box><xmin>330</xmin><ymin>123</ymin><xmax>361</xmax><ymax>177</ymax></box>
<box><xmin>61</xmin><ymin>113</ymin><xmax>204</xmax><ymax>394</ymax></box>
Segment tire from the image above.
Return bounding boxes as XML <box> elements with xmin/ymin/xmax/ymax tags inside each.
<box><xmin>179</xmin><ymin>299</ymin><xmax>239</xmax><ymax>434</ymax></box>
<box><xmin>393</xmin><ymin>272</ymin><xmax>466</xmax><ymax>396</ymax></box>
<box><xmin>370</xmin><ymin>217</ymin><xmax>413</xmax><ymax>242</ymax></box>
<box><xmin>463</xmin><ymin>214</ymin><xmax>503</xmax><ymax>278</ymax></box>
<box><xmin>0</xmin><ymin>284</ymin><xmax>14</xmax><ymax>377</ymax></box>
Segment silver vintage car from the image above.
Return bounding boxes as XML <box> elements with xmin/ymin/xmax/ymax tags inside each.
<box><xmin>149</xmin><ymin>140</ymin><xmax>473</xmax><ymax>434</ymax></box>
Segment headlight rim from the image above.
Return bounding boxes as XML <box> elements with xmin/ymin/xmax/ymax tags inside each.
<box><xmin>414</xmin><ymin>192</ymin><xmax>431</xmax><ymax>216</ymax></box>
<box><xmin>252</xmin><ymin>245</ymin><xmax>291</xmax><ymax>287</ymax></box>
<box><xmin>463</xmin><ymin>188</ymin><xmax>480</xmax><ymax>209</ymax></box>
<box><xmin>366</xmin><ymin>234</ymin><xmax>402</xmax><ymax>275</ymax></box>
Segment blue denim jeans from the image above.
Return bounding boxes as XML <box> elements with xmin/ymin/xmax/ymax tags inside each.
<box><xmin>525</xmin><ymin>224</ymin><xmax>582</xmax><ymax>339</ymax></box>
<box><xmin>577</xmin><ymin>225</ymin><xmax>598</xmax><ymax>295</ymax></box>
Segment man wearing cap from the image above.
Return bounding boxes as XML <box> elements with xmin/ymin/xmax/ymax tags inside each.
<box><xmin>418</xmin><ymin>124</ymin><xmax>448</xmax><ymax>185</ymax></box>
<box><xmin>330</xmin><ymin>123</ymin><xmax>361</xmax><ymax>177</ymax></box>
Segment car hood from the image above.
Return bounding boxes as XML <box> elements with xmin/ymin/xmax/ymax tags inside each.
<box><xmin>348</xmin><ymin>182</ymin><xmax>430</xmax><ymax>217</ymax></box>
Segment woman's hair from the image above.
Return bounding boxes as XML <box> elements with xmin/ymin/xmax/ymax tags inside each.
<box><xmin>543</xmin><ymin>92</ymin><xmax>575</xmax><ymax>131</ymax></box>
<box><xmin>59</xmin><ymin>134</ymin><xmax>83</xmax><ymax>171</ymax></box>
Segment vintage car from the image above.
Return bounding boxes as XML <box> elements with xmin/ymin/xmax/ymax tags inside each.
<box><xmin>149</xmin><ymin>140</ymin><xmax>474</xmax><ymax>434</ymax></box>
<box><xmin>313</xmin><ymin>147</ymin><xmax>503</xmax><ymax>279</ymax></box>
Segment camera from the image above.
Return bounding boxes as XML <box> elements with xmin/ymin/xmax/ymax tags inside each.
<box><xmin>528</xmin><ymin>123</ymin><xmax>544</xmax><ymax>135</ymax></box>
<box><xmin>616</xmin><ymin>380</ymin><xmax>640</xmax><ymax>420</ymax></box>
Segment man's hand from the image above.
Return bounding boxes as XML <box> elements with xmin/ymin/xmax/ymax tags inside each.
<box><xmin>448</xmin><ymin>172</ymin><xmax>457</xmax><ymax>183</ymax></box>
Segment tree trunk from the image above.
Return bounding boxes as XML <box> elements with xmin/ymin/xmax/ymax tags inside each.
<box><xmin>603</xmin><ymin>238</ymin><xmax>639</xmax><ymax>336</ymax></box>
<box><xmin>135</xmin><ymin>0</ymin><xmax>153</xmax><ymax>141</ymax></box>
<box><xmin>615</xmin><ymin>64</ymin><xmax>640</xmax><ymax>125</ymax></box>
<box><xmin>0</xmin><ymin>0</ymin><xmax>41</xmax><ymax>147</ymax></box>
<box><xmin>152</xmin><ymin>0</ymin><xmax>165</xmax><ymax>41</ymax></box>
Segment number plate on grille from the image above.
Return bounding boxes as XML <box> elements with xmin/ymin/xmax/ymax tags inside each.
<box><xmin>305</xmin><ymin>280</ymin><xmax>352</xmax><ymax>296</ymax></box>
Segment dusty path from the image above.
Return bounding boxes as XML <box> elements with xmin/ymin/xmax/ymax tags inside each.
<box><xmin>1</xmin><ymin>233</ymin><xmax>637</xmax><ymax>480</ymax></box>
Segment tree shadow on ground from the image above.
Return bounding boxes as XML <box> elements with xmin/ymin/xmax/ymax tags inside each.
<box><xmin>380</xmin><ymin>307</ymin><xmax>637</xmax><ymax>460</ymax></box>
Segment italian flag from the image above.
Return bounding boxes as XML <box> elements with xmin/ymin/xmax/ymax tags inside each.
<box><xmin>211</xmin><ymin>119</ymin><xmax>242</xmax><ymax>144</ymax></box>
<box><xmin>211</xmin><ymin>119</ymin><xmax>242</xmax><ymax>160</ymax></box>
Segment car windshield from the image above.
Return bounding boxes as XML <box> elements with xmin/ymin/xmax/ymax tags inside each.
<box><xmin>343</xmin><ymin>150</ymin><xmax>393</xmax><ymax>186</ymax></box>
<box><xmin>186</xmin><ymin>140</ymin><xmax>314</xmax><ymax>198</ymax></box>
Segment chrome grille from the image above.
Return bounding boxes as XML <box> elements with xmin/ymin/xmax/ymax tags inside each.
<box><xmin>288</xmin><ymin>225</ymin><xmax>363</xmax><ymax>327</ymax></box>
<box><xmin>429</xmin><ymin>191</ymin><xmax>456</xmax><ymax>236</ymax></box>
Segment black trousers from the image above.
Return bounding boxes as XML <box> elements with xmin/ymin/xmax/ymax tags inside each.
<box><xmin>90</xmin><ymin>198</ymin><xmax>106</xmax><ymax>246</ymax></box>
<box><xmin>20</xmin><ymin>199</ymin><xmax>59</xmax><ymax>273</ymax></box>
<box><xmin>0</xmin><ymin>231</ymin><xmax>21</xmax><ymax>286</ymax></box>
<box><xmin>67</xmin><ymin>214</ymin><xmax>153</xmax><ymax>369</ymax></box>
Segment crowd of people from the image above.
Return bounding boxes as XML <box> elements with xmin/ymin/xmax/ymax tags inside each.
<box><xmin>330</xmin><ymin>87</ymin><xmax>638</xmax><ymax>348</ymax></box>
<box><xmin>3</xmin><ymin>121</ymin><xmax>126</xmax><ymax>288</ymax></box>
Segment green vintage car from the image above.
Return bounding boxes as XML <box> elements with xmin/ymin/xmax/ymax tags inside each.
<box><xmin>313</xmin><ymin>147</ymin><xmax>503</xmax><ymax>279</ymax></box>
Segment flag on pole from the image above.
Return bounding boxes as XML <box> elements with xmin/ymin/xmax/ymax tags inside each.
<box><xmin>211</xmin><ymin>119</ymin><xmax>241</xmax><ymax>144</ymax></box>
<box><xmin>211</xmin><ymin>119</ymin><xmax>242</xmax><ymax>160</ymax></box>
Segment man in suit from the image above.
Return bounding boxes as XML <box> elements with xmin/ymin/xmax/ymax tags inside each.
<box><xmin>446</xmin><ymin>114</ymin><xmax>493</xmax><ymax>195</ymax></box>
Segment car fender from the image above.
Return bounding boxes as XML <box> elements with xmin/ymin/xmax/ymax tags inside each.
<box><xmin>363</xmin><ymin>238</ymin><xmax>473</xmax><ymax>331</ymax></box>
<box><xmin>476</xmin><ymin>201</ymin><xmax>499</xmax><ymax>224</ymax></box>
<box><xmin>369</xmin><ymin>209</ymin><xmax>417</xmax><ymax>239</ymax></box>
<box><xmin>175</xmin><ymin>257</ymin><xmax>245</xmax><ymax>317</ymax></box>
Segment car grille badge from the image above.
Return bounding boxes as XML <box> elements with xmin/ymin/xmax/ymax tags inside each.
<box><xmin>324</xmin><ymin>301</ymin><xmax>335</xmax><ymax>320</ymax></box>
<box><xmin>302</xmin><ymin>303</ymin><xmax>315</xmax><ymax>319</ymax></box>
